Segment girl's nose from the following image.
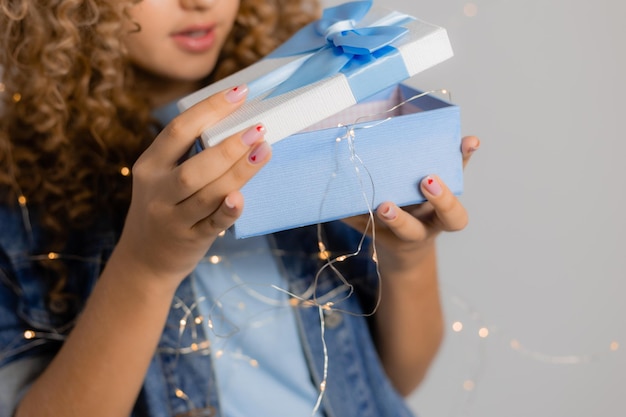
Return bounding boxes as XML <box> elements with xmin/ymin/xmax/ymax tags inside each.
<box><xmin>180</xmin><ymin>0</ymin><xmax>215</xmax><ymax>11</ymax></box>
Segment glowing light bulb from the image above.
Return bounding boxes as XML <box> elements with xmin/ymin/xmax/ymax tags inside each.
<box><xmin>463</xmin><ymin>380</ymin><xmax>475</xmax><ymax>391</ymax></box>
<box><xmin>478</xmin><ymin>327</ymin><xmax>489</xmax><ymax>338</ymax></box>
<box><xmin>452</xmin><ymin>321</ymin><xmax>463</xmax><ymax>332</ymax></box>
<box><xmin>318</xmin><ymin>251</ymin><xmax>330</xmax><ymax>260</ymax></box>
<box><xmin>120</xmin><ymin>167</ymin><xmax>131</xmax><ymax>176</ymax></box>
<box><xmin>209</xmin><ymin>255</ymin><xmax>221</xmax><ymax>264</ymax></box>
<box><xmin>464</xmin><ymin>2</ymin><xmax>478</xmax><ymax>17</ymax></box>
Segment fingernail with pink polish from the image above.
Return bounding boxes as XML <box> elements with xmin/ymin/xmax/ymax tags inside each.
<box><xmin>225</xmin><ymin>84</ymin><xmax>248</xmax><ymax>103</ymax></box>
<box><xmin>224</xmin><ymin>196</ymin><xmax>236</xmax><ymax>209</ymax></box>
<box><xmin>249</xmin><ymin>141</ymin><xmax>271</xmax><ymax>164</ymax></box>
<box><xmin>464</xmin><ymin>138</ymin><xmax>481</xmax><ymax>155</ymax></box>
<box><xmin>423</xmin><ymin>175</ymin><xmax>442</xmax><ymax>196</ymax></box>
<box><xmin>380</xmin><ymin>204</ymin><xmax>397</xmax><ymax>220</ymax></box>
<box><xmin>242</xmin><ymin>123</ymin><xmax>265</xmax><ymax>146</ymax></box>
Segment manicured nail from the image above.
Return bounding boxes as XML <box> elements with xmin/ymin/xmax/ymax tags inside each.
<box><xmin>464</xmin><ymin>138</ymin><xmax>481</xmax><ymax>155</ymax></box>
<box><xmin>225</xmin><ymin>84</ymin><xmax>248</xmax><ymax>103</ymax></box>
<box><xmin>248</xmin><ymin>141</ymin><xmax>271</xmax><ymax>164</ymax></box>
<box><xmin>380</xmin><ymin>204</ymin><xmax>397</xmax><ymax>220</ymax></box>
<box><xmin>224</xmin><ymin>196</ymin><xmax>236</xmax><ymax>209</ymax></box>
<box><xmin>423</xmin><ymin>175</ymin><xmax>442</xmax><ymax>196</ymax></box>
<box><xmin>241</xmin><ymin>123</ymin><xmax>266</xmax><ymax>146</ymax></box>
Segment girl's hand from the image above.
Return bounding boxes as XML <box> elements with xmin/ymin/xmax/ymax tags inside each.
<box><xmin>342</xmin><ymin>136</ymin><xmax>479</xmax><ymax>395</ymax></box>
<box><xmin>342</xmin><ymin>135</ymin><xmax>479</xmax><ymax>270</ymax></box>
<box><xmin>115</xmin><ymin>86</ymin><xmax>271</xmax><ymax>287</ymax></box>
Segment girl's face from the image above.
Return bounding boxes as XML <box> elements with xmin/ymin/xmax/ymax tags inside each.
<box><xmin>123</xmin><ymin>0</ymin><xmax>240</xmax><ymax>89</ymax></box>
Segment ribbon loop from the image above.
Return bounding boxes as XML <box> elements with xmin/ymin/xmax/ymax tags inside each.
<box><xmin>322</xmin><ymin>20</ymin><xmax>357</xmax><ymax>40</ymax></box>
<box><xmin>315</xmin><ymin>0</ymin><xmax>372</xmax><ymax>36</ymax></box>
<box><xmin>331</xmin><ymin>26</ymin><xmax>409</xmax><ymax>55</ymax></box>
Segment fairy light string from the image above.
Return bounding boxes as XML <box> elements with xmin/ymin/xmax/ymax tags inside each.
<box><xmin>446</xmin><ymin>288</ymin><xmax>621</xmax><ymax>365</ymax></box>
<box><xmin>440</xmin><ymin>286</ymin><xmax>621</xmax><ymax>417</ymax></box>
<box><xmin>162</xmin><ymin>90</ymin><xmax>463</xmax><ymax>413</ymax></box>
<box><xmin>190</xmin><ymin>88</ymin><xmax>461</xmax><ymax>412</ymax></box>
<box><xmin>2</xmin><ymin>86</ymin><xmax>621</xmax><ymax>417</ymax></box>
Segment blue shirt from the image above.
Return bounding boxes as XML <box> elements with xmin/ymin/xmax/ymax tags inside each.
<box><xmin>195</xmin><ymin>230</ymin><xmax>324</xmax><ymax>417</ymax></box>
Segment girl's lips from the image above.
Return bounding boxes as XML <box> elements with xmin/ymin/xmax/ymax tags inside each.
<box><xmin>171</xmin><ymin>25</ymin><xmax>216</xmax><ymax>53</ymax></box>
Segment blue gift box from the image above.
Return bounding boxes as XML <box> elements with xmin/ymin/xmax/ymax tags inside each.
<box><xmin>233</xmin><ymin>83</ymin><xmax>462</xmax><ymax>238</ymax></box>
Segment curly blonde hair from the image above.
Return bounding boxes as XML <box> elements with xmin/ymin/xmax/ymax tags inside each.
<box><xmin>0</xmin><ymin>0</ymin><xmax>320</xmax><ymax>240</ymax></box>
<box><xmin>0</xmin><ymin>0</ymin><xmax>320</xmax><ymax>303</ymax></box>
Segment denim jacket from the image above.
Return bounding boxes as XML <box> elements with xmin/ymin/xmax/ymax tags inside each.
<box><xmin>0</xmin><ymin>202</ymin><xmax>415</xmax><ymax>417</ymax></box>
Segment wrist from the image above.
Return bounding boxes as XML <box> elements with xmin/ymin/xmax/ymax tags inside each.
<box><xmin>103</xmin><ymin>243</ymin><xmax>184</xmax><ymax>300</ymax></box>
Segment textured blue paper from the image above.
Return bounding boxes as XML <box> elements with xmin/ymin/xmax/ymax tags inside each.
<box><xmin>233</xmin><ymin>84</ymin><xmax>462</xmax><ymax>239</ymax></box>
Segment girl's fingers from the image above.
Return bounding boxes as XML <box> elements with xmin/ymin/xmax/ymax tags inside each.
<box><xmin>176</xmin><ymin>141</ymin><xmax>272</xmax><ymax>225</ymax></box>
<box><xmin>420</xmin><ymin>175</ymin><xmax>468</xmax><ymax>232</ymax></box>
<box><xmin>169</xmin><ymin>123</ymin><xmax>267</xmax><ymax>202</ymax></box>
<box><xmin>192</xmin><ymin>191</ymin><xmax>244</xmax><ymax>235</ymax></box>
<box><xmin>355</xmin><ymin>137</ymin><xmax>480</xmax><ymax>243</ymax></box>
<box><xmin>375</xmin><ymin>175</ymin><xmax>468</xmax><ymax>242</ymax></box>
<box><xmin>376</xmin><ymin>202</ymin><xmax>429</xmax><ymax>242</ymax></box>
<box><xmin>146</xmin><ymin>85</ymin><xmax>249</xmax><ymax>168</ymax></box>
<box><xmin>461</xmin><ymin>135</ymin><xmax>480</xmax><ymax>169</ymax></box>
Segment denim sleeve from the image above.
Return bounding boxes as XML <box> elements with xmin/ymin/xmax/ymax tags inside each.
<box><xmin>0</xmin><ymin>354</ymin><xmax>52</xmax><ymax>417</ymax></box>
<box><xmin>0</xmin><ymin>259</ymin><xmax>27</xmax><ymax>369</ymax></box>
<box><xmin>0</xmin><ymin>205</ymin><xmax>109</xmax><ymax>416</ymax></box>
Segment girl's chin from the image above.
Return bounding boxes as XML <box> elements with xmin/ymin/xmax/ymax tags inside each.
<box><xmin>132</xmin><ymin>68</ymin><xmax>212</xmax><ymax>107</ymax></box>
<box><xmin>164</xmin><ymin>69</ymin><xmax>216</xmax><ymax>88</ymax></box>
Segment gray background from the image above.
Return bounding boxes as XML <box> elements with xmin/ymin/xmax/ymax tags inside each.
<box><xmin>322</xmin><ymin>0</ymin><xmax>626</xmax><ymax>416</ymax></box>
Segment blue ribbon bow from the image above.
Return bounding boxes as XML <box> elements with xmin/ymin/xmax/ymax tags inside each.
<box><xmin>250</xmin><ymin>0</ymin><xmax>413</xmax><ymax>99</ymax></box>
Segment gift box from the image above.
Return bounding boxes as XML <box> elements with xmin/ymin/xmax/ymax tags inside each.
<box><xmin>232</xmin><ymin>84</ymin><xmax>462</xmax><ymax>238</ymax></box>
<box><xmin>177</xmin><ymin>0</ymin><xmax>454</xmax><ymax>146</ymax></box>
<box><xmin>177</xmin><ymin>0</ymin><xmax>462</xmax><ymax>238</ymax></box>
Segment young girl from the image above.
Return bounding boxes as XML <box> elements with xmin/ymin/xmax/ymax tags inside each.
<box><xmin>0</xmin><ymin>1</ymin><xmax>479</xmax><ymax>416</ymax></box>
